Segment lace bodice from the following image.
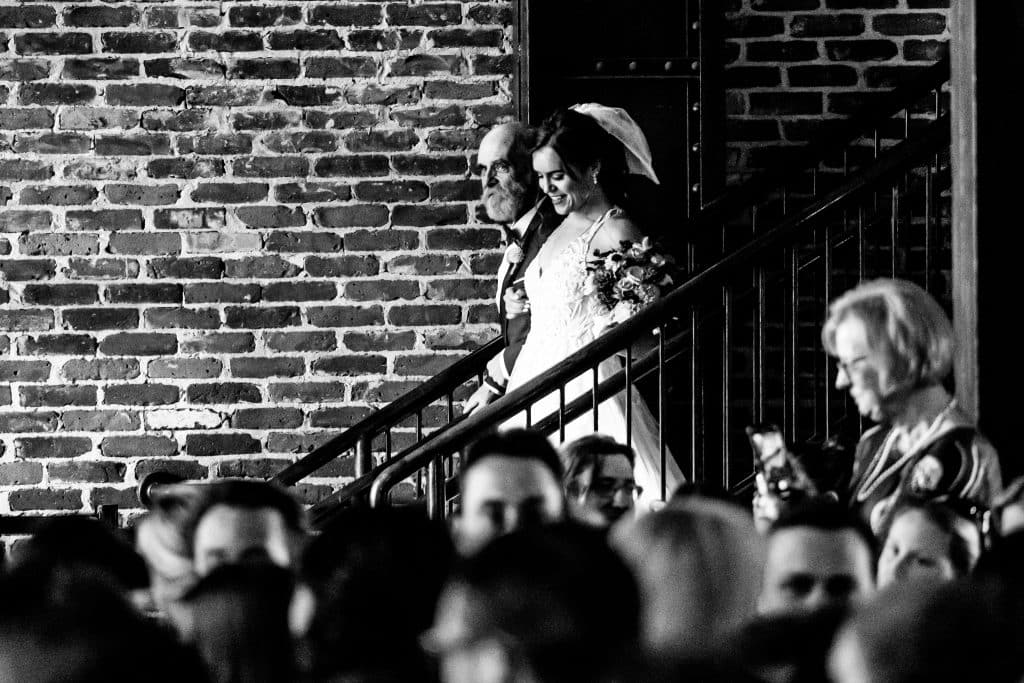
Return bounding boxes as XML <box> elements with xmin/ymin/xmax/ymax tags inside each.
<box><xmin>522</xmin><ymin>208</ymin><xmax>620</xmax><ymax>349</ymax></box>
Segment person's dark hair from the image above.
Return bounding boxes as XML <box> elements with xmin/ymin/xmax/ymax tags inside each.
<box><xmin>299</xmin><ymin>506</ymin><xmax>454</xmax><ymax>681</ymax></box>
<box><xmin>0</xmin><ymin>567</ymin><xmax>210</xmax><ymax>683</ymax></box>
<box><xmin>841</xmin><ymin>580</ymin><xmax>1023</xmax><ymax>683</ymax></box>
<box><xmin>881</xmin><ymin>498</ymin><xmax>982</xmax><ymax>577</ymax></box>
<box><xmin>669</xmin><ymin>481</ymin><xmax>748</xmax><ymax>511</ymax></box>
<box><xmin>10</xmin><ymin>516</ymin><xmax>148</xmax><ymax>591</ymax></box>
<box><xmin>182</xmin><ymin>479</ymin><xmax>305</xmax><ymax>554</ymax></box>
<box><xmin>461</xmin><ymin>428</ymin><xmax>564</xmax><ymax>483</ymax></box>
<box><xmin>561</xmin><ymin>434</ymin><xmax>635</xmax><ymax>488</ymax></box>
<box><xmin>533</xmin><ymin>108</ymin><xmax>629</xmax><ymax>206</ymax></box>
<box><xmin>181</xmin><ymin>563</ymin><xmax>296</xmax><ymax>683</ymax></box>
<box><xmin>770</xmin><ymin>497</ymin><xmax>877</xmax><ymax>558</ymax></box>
<box><xmin>438</xmin><ymin>523</ymin><xmax>640</xmax><ymax>683</ymax></box>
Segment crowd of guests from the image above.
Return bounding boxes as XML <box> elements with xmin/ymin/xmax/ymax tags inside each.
<box><xmin>4</xmin><ymin>393</ymin><xmax>1024</xmax><ymax>682</ymax></box>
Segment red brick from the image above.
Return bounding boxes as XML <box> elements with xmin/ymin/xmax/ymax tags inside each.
<box><xmin>98</xmin><ymin>333</ymin><xmax>178</xmax><ymax>356</ymax></box>
<box><xmin>231</xmin><ymin>408</ymin><xmax>304</xmax><ymax>430</ymax></box>
<box><xmin>16</xmin><ymin>436</ymin><xmax>93</xmax><ymax>458</ymax></box>
<box><xmin>0</xmin><ymin>461</ymin><xmax>44</xmax><ymax>485</ymax></box>
<box><xmin>62</xmin><ymin>359</ymin><xmax>140</xmax><ymax>381</ymax></box>
<box><xmin>103</xmin><ymin>383</ymin><xmax>178</xmax><ymax>404</ymax></box>
<box><xmin>61</xmin><ymin>409</ymin><xmax>139</xmax><ymax>432</ymax></box>
<box><xmin>20</xmin><ymin>385</ymin><xmax>96</xmax><ymax>407</ymax></box>
<box><xmin>268</xmin><ymin>382</ymin><xmax>347</xmax><ymax>403</ymax></box>
<box><xmin>387</xmin><ymin>305</ymin><xmax>461</xmax><ymax>326</ymax></box>
<box><xmin>266</xmin><ymin>331</ymin><xmax>336</xmax><ymax>352</ymax></box>
<box><xmin>48</xmin><ymin>461</ymin><xmax>126</xmax><ymax>484</ymax></box>
<box><xmin>0</xmin><ymin>411</ymin><xmax>59</xmax><ymax>432</ymax></box>
<box><xmin>308</xmin><ymin>305</ymin><xmax>384</xmax><ymax>327</ymax></box>
<box><xmin>186</xmin><ymin>433</ymin><xmax>261</xmax><ymax>456</ymax></box>
<box><xmin>311</xmin><ymin>355</ymin><xmax>387</xmax><ymax>376</ymax></box>
<box><xmin>100</xmin><ymin>435</ymin><xmax>178</xmax><ymax>458</ymax></box>
<box><xmin>10</xmin><ymin>488</ymin><xmax>83</xmax><ymax>511</ymax></box>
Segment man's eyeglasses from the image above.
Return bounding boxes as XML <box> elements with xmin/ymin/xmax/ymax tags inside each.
<box><xmin>576</xmin><ymin>479</ymin><xmax>643</xmax><ymax>500</ymax></box>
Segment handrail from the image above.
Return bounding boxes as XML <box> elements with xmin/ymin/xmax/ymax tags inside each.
<box><xmin>690</xmin><ymin>56</ymin><xmax>949</xmax><ymax>231</ymax></box>
<box><xmin>272</xmin><ymin>337</ymin><xmax>502</xmax><ymax>485</ymax></box>
<box><xmin>276</xmin><ymin>58</ymin><xmax>949</xmax><ymax>494</ymax></box>
<box><xmin>368</xmin><ymin>116</ymin><xmax>951</xmax><ymax>507</ymax></box>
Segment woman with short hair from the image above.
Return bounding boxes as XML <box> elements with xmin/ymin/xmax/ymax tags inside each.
<box><xmin>821</xmin><ymin>278</ymin><xmax>1001</xmax><ymax>535</ymax></box>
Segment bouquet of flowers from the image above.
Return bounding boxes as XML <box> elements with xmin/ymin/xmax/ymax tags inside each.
<box><xmin>584</xmin><ymin>237</ymin><xmax>678</xmax><ymax>335</ymax></box>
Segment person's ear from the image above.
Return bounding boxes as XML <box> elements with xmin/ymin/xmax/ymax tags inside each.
<box><xmin>289</xmin><ymin>583</ymin><xmax>317</xmax><ymax>638</ymax></box>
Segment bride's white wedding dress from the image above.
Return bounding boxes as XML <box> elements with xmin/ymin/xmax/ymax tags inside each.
<box><xmin>503</xmin><ymin>207</ymin><xmax>685</xmax><ymax>506</ymax></box>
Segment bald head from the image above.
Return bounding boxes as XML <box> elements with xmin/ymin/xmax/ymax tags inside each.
<box><xmin>477</xmin><ymin>122</ymin><xmax>536</xmax><ymax>223</ymax></box>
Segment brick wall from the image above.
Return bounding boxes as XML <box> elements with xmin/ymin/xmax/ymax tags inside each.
<box><xmin>725</xmin><ymin>0</ymin><xmax>949</xmax><ymax>183</ymax></box>
<box><xmin>0</xmin><ymin>1</ymin><xmax>513</xmax><ymax>519</ymax></box>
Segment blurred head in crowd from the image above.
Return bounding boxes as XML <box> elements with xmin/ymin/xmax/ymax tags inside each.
<box><xmin>759</xmin><ymin>499</ymin><xmax>875</xmax><ymax>615</ymax></box>
<box><xmin>876</xmin><ymin>498</ymin><xmax>982</xmax><ymax>588</ymax></box>
<box><xmin>9</xmin><ymin>516</ymin><xmax>147</xmax><ymax>595</ymax></box>
<box><xmin>183</xmin><ymin>479</ymin><xmax>305</xmax><ymax>575</ymax></box>
<box><xmin>454</xmin><ymin>429</ymin><xmax>566</xmax><ymax>556</ymax></box>
<box><xmin>295</xmin><ymin>506</ymin><xmax>454</xmax><ymax>682</ymax></box>
<box><xmin>822</xmin><ymin>278</ymin><xmax>954</xmax><ymax>423</ymax></box>
<box><xmin>562</xmin><ymin>434</ymin><xmax>639</xmax><ymax>527</ymax></box>
<box><xmin>0</xmin><ymin>568</ymin><xmax>209</xmax><ymax>683</ymax></box>
<box><xmin>477</xmin><ymin>122</ymin><xmax>537</xmax><ymax>223</ymax></box>
<box><xmin>829</xmin><ymin>580</ymin><xmax>1023</xmax><ymax>683</ymax></box>
<box><xmin>180</xmin><ymin>564</ymin><xmax>296</xmax><ymax>683</ymax></box>
<box><xmin>426</xmin><ymin>523</ymin><xmax>640</xmax><ymax>683</ymax></box>
<box><xmin>135</xmin><ymin>480</ymin><xmax>201</xmax><ymax>620</ymax></box>
<box><xmin>613</xmin><ymin>498</ymin><xmax>765</xmax><ymax>659</ymax></box>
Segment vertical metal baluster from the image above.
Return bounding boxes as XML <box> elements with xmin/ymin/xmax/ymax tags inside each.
<box><xmin>934</xmin><ymin>88</ymin><xmax>941</xmax><ymax>120</ymax></box>
<box><xmin>525</xmin><ymin>405</ymin><xmax>532</xmax><ymax>428</ymax></box>
<box><xmin>812</xmin><ymin>167</ymin><xmax>819</xmax><ymax>198</ymax></box>
<box><xmin>447</xmin><ymin>392</ymin><xmax>454</xmax><ymax>424</ymax></box>
<box><xmin>904</xmin><ymin>106</ymin><xmax>911</xmax><ymax>140</ymax></box>
<box><xmin>355</xmin><ymin>435</ymin><xmax>373</xmax><ymax>478</ymax></box>
<box><xmin>785</xmin><ymin>246</ymin><xmax>797</xmax><ymax>438</ymax></box>
<box><xmin>873</xmin><ymin>127</ymin><xmax>880</xmax><ymax>160</ymax></box>
<box><xmin>755</xmin><ymin>266</ymin><xmax>766</xmax><ymax>423</ymax></box>
<box><xmin>385</xmin><ymin>428</ymin><xmax>392</xmax><ymax>461</ymax></box>
<box><xmin>658</xmin><ymin>325</ymin><xmax>667</xmax><ymax>501</ymax></box>
<box><xmin>426</xmin><ymin>457</ymin><xmax>441</xmax><ymax>520</ymax></box>
<box><xmin>824</xmin><ymin>222</ymin><xmax>834</xmax><ymax>433</ymax></box>
<box><xmin>415</xmin><ymin>412</ymin><xmax>424</xmax><ymax>497</ymax></box>
<box><xmin>558</xmin><ymin>386</ymin><xmax>566</xmax><ymax>443</ymax></box>
<box><xmin>592</xmin><ymin>366</ymin><xmax>600</xmax><ymax>432</ymax></box>
<box><xmin>722</xmin><ymin>287</ymin><xmax>732</xmax><ymax>490</ymax></box>
<box><xmin>924</xmin><ymin>154</ymin><xmax>934</xmax><ymax>292</ymax></box>
<box><xmin>625</xmin><ymin>344</ymin><xmax>633</xmax><ymax>448</ymax></box>
<box><xmin>890</xmin><ymin>182</ymin><xmax>899</xmax><ymax>278</ymax></box>
<box><xmin>690</xmin><ymin>304</ymin><xmax>699</xmax><ymax>484</ymax></box>
<box><xmin>857</xmin><ymin>206</ymin><xmax>866</xmax><ymax>281</ymax></box>
<box><xmin>790</xmin><ymin>245</ymin><xmax>798</xmax><ymax>438</ymax></box>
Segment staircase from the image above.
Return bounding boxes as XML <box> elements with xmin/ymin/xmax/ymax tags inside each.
<box><xmin>274</xmin><ymin>58</ymin><xmax>952</xmax><ymax>528</ymax></box>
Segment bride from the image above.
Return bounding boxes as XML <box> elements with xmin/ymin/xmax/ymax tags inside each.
<box><xmin>502</xmin><ymin>105</ymin><xmax>684</xmax><ymax>507</ymax></box>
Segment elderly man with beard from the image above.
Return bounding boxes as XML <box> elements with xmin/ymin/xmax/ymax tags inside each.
<box><xmin>464</xmin><ymin>122</ymin><xmax>560</xmax><ymax>414</ymax></box>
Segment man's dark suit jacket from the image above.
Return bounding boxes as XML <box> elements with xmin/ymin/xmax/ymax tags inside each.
<box><xmin>492</xmin><ymin>198</ymin><xmax>561</xmax><ymax>383</ymax></box>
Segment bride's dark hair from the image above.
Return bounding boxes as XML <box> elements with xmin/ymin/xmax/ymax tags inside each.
<box><xmin>533</xmin><ymin>109</ymin><xmax>629</xmax><ymax>206</ymax></box>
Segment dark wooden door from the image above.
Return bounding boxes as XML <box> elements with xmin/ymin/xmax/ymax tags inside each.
<box><xmin>514</xmin><ymin>0</ymin><xmax>723</xmax><ymax>229</ymax></box>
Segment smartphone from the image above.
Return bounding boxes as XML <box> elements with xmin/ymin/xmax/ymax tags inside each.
<box><xmin>747</xmin><ymin>423</ymin><xmax>788</xmax><ymax>474</ymax></box>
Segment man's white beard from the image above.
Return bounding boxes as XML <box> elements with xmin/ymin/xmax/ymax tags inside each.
<box><xmin>484</xmin><ymin>183</ymin><xmax>527</xmax><ymax>224</ymax></box>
